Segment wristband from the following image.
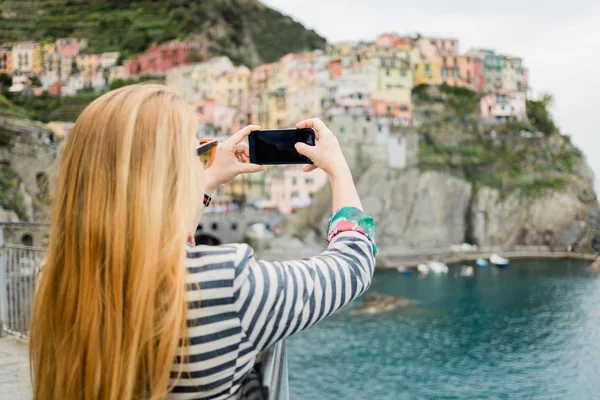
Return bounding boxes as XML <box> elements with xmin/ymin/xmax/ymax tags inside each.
<box><xmin>327</xmin><ymin>206</ymin><xmax>377</xmax><ymax>255</ymax></box>
<box><xmin>203</xmin><ymin>194</ymin><xmax>212</xmax><ymax>207</ymax></box>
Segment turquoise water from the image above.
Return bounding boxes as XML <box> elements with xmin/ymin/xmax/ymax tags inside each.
<box><xmin>288</xmin><ymin>259</ymin><xmax>600</xmax><ymax>399</ymax></box>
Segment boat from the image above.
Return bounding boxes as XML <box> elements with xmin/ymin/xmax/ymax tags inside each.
<box><xmin>396</xmin><ymin>265</ymin><xmax>412</xmax><ymax>275</ymax></box>
<box><xmin>476</xmin><ymin>258</ymin><xmax>488</xmax><ymax>267</ymax></box>
<box><xmin>417</xmin><ymin>263</ymin><xmax>430</xmax><ymax>274</ymax></box>
<box><xmin>490</xmin><ymin>254</ymin><xmax>509</xmax><ymax>267</ymax></box>
<box><xmin>460</xmin><ymin>265</ymin><xmax>475</xmax><ymax>277</ymax></box>
<box><xmin>427</xmin><ymin>261</ymin><xmax>449</xmax><ymax>274</ymax></box>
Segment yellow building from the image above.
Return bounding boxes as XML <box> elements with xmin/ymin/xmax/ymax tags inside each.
<box><xmin>12</xmin><ymin>42</ymin><xmax>43</xmax><ymax>74</ymax></box>
<box><xmin>213</xmin><ymin>66</ymin><xmax>251</xmax><ymax>109</ymax></box>
<box><xmin>327</xmin><ymin>42</ymin><xmax>355</xmax><ymax>57</ymax></box>
<box><xmin>250</xmin><ymin>88</ymin><xmax>287</xmax><ymax>129</ymax></box>
<box><xmin>369</xmin><ymin>54</ymin><xmax>413</xmax><ymax>103</ymax></box>
<box><xmin>414</xmin><ymin>62</ymin><xmax>441</xmax><ymax>86</ymax></box>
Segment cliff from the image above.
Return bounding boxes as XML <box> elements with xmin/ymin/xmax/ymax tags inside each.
<box><xmin>281</xmin><ymin>87</ymin><xmax>600</xmax><ymax>261</ymax></box>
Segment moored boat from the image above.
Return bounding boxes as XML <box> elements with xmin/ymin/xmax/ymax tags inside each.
<box><xmin>490</xmin><ymin>254</ymin><xmax>509</xmax><ymax>267</ymax></box>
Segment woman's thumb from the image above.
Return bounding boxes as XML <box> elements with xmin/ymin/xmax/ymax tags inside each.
<box><xmin>295</xmin><ymin>142</ymin><xmax>316</xmax><ymax>159</ymax></box>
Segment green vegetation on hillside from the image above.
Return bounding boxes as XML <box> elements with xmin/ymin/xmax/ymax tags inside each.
<box><xmin>414</xmin><ymin>86</ymin><xmax>578</xmax><ymax>197</ymax></box>
<box><xmin>0</xmin><ymin>0</ymin><xmax>326</xmax><ymax>66</ymax></box>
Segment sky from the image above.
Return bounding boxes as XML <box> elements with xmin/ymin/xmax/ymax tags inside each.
<box><xmin>262</xmin><ymin>0</ymin><xmax>600</xmax><ymax>184</ymax></box>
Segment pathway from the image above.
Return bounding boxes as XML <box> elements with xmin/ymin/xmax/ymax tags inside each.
<box><xmin>0</xmin><ymin>337</ymin><xmax>31</xmax><ymax>399</ymax></box>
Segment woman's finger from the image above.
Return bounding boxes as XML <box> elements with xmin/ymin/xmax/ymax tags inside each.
<box><xmin>296</xmin><ymin>118</ymin><xmax>328</xmax><ymax>139</ymax></box>
<box><xmin>233</xmin><ymin>143</ymin><xmax>250</xmax><ymax>158</ymax></box>
<box><xmin>303</xmin><ymin>164</ymin><xmax>318</xmax><ymax>173</ymax></box>
<box><xmin>227</xmin><ymin>125</ymin><xmax>260</xmax><ymax>145</ymax></box>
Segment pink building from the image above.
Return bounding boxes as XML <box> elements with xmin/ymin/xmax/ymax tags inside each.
<box><xmin>373</xmin><ymin>99</ymin><xmax>412</xmax><ymax>124</ymax></box>
<box><xmin>124</xmin><ymin>39</ymin><xmax>208</xmax><ymax>77</ymax></box>
<box><xmin>376</xmin><ymin>33</ymin><xmax>411</xmax><ymax>51</ymax></box>
<box><xmin>416</xmin><ymin>37</ymin><xmax>459</xmax><ymax>60</ymax></box>
<box><xmin>268</xmin><ymin>166</ymin><xmax>327</xmax><ymax>214</ymax></box>
<box><xmin>376</xmin><ymin>33</ymin><xmax>399</xmax><ymax>48</ymax></box>
<box><xmin>287</xmin><ymin>60</ymin><xmax>316</xmax><ymax>84</ymax></box>
<box><xmin>480</xmin><ymin>91</ymin><xmax>526</xmax><ymax>122</ymax></box>
<box><xmin>196</xmin><ymin>99</ymin><xmax>243</xmax><ymax>136</ymax></box>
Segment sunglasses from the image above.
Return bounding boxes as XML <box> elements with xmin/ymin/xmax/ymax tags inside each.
<box><xmin>197</xmin><ymin>139</ymin><xmax>218</xmax><ymax>169</ymax></box>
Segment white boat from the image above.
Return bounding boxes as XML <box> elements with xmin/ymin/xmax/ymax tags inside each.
<box><xmin>427</xmin><ymin>261</ymin><xmax>449</xmax><ymax>274</ymax></box>
<box><xmin>417</xmin><ymin>263</ymin><xmax>430</xmax><ymax>274</ymax></box>
<box><xmin>490</xmin><ymin>254</ymin><xmax>509</xmax><ymax>267</ymax></box>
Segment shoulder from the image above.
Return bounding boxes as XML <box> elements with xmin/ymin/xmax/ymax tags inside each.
<box><xmin>185</xmin><ymin>243</ymin><xmax>254</xmax><ymax>276</ymax></box>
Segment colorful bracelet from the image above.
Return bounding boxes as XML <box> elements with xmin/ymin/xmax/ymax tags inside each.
<box><xmin>327</xmin><ymin>206</ymin><xmax>377</xmax><ymax>255</ymax></box>
<box><xmin>203</xmin><ymin>194</ymin><xmax>212</xmax><ymax>207</ymax></box>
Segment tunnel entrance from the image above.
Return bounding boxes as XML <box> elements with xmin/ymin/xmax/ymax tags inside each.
<box><xmin>194</xmin><ymin>234</ymin><xmax>221</xmax><ymax>246</ymax></box>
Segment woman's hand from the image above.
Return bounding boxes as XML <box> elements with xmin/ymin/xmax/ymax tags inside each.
<box><xmin>294</xmin><ymin>118</ymin><xmax>351</xmax><ymax>178</ymax></box>
<box><xmin>204</xmin><ymin>125</ymin><xmax>266</xmax><ymax>193</ymax></box>
<box><xmin>294</xmin><ymin>118</ymin><xmax>361</xmax><ymax>212</ymax></box>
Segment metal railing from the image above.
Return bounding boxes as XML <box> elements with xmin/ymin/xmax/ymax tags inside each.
<box><xmin>0</xmin><ymin>244</ymin><xmax>45</xmax><ymax>338</ymax></box>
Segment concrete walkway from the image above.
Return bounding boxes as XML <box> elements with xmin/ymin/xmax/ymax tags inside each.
<box><xmin>0</xmin><ymin>337</ymin><xmax>31</xmax><ymax>399</ymax></box>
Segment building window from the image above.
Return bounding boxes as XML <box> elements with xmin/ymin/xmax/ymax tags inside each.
<box><xmin>453</xmin><ymin>68</ymin><xmax>458</xmax><ymax>78</ymax></box>
<box><xmin>340</xmin><ymin>126</ymin><xmax>345</xmax><ymax>133</ymax></box>
<box><xmin>357</xmin><ymin>93</ymin><xmax>363</xmax><ymax>99</ymax></box>
<box><xmin>306</xmin><ymin>178</ymin><xmax>313</xmax><ymax>185</ymax></box>
<box><xmin>424</xmin><ymin>64</ymin><xmax>431</xmax><ymax>72</ymax></box>
<box><xmin>443</xmin><ymin>56</ymin><xmax>447</xmax><ymax>65</ymax></box>
<box><xmin>21</xmin><ymin>234</ymin><xmax>33</xmax><ymax>246</ymax></box>
<box><xmin>292</xmin><ymin>177</ymin><xmax>297</xmax><ymax>185</ymax></box>
<box><xmin>291</xmin><ymin>191</ymin><xmax>299</xmax><ymax>199</ymax></box>
<box><xmin>212</xmin><ymin>223</ymin><xmax>218</xmax><ymax>231</ymax></box>
<box><xmin>309</xmin><ymin>192</ymin><xmax>314</xmax><ymax>200</ymax></box>
<box><xmin>442</xmin><ymin>68</ymin><xmax>447</xmax><ymax>78</ymax></box>
<box><xmin>363</xmin><ymin>127</ymin><xmax>368</xmax><ymax>137</ymax></box>
<box><xmin>386</xmin><ymin>69</ymin><xmax>390</xmax><ymax>76</ymax></box>
<box><xmin>387</xmin><ymin>105</ymin><xmax>392</xmax><ymax>114</ymax></box>
<box><xmin>231</xmin><ymin>223</ymin><xmax>238</xmax><ymax>231</ymax></box>
<box><xmin>400</xmin><ymin>106</ymin><xmax>408</xmax><ymax>112</ymax></box>
<box><xmin>378</xmin><ymin>124</ymin><xmax>382</xmax><ymax>132</ymax></box>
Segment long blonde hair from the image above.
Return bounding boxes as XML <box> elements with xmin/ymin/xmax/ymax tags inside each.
<box><xmin>30</xmin><ymin>84</ymin><xmax>199</xmax><ymax>399</ymax></box>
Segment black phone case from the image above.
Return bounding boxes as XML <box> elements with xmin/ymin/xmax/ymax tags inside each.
<box><xmin>249</xmin><ymin>128</ymin><xmax>315</xmax><ymax>165</ymax></box>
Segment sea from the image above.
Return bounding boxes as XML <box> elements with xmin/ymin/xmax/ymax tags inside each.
<box><xmin>288</xmin><ymin>259</ymin><xmax>600</xmax><ymax>399</ymax></box>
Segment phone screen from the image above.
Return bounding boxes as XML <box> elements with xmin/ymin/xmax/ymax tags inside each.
<box><xmin>249</xmin><ymin>128</ymin><xmax>315</xmax><ymax>165</ymax></box>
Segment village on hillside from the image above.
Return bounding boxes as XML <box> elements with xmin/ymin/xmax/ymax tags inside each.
<box><xmin>0</xmin><ymin>33</ymin><xmax>530</xmax><ymax>214</ymax></box>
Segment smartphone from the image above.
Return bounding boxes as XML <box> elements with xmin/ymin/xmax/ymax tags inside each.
<box><xmin>249</xmin><ymin>128</ymin><xmax>315</xmax><ymax>165</ymax></box>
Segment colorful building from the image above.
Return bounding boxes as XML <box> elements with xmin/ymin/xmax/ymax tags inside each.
<box><xmin>166</xmin><ymin>56</ymin><xmax>234</xmax><ymax>103</ymax></box>
<box><xmin>370</xmin><ymin>54</ymin><xmax>413</xmax><ymax>102</ymax></box>
<box><xmin>467</xmin><ymin>49</ymin><xmax>503</xmax><ymax>93</ymax></box>
<box><xmin>373</xmin><ymin>99</ymin><xmax>412</xmax><ymax>125</ymax></box>
<box><xmin>435</xmin><ymin>55</ymin><xmax>475</xmax><ymax>87</ymax></box>
<box><xmin>480</xmin><ymin>91</ymin><xmax>526</xmax><ymax>122</ymax></box>
<box><xmin>268</xmin><ymin>166</ymin><xmax>327</xmax><ymax>214</ymax></box>
<box><xmin>416</xmin><ymin>37</ymin><xmax>459</xmax><ymax>60</ymax></box>
<box><xmin>124</xmin><ymin>39</ymin><xmax>208</xmax><ymax>77</ymax></box>
<box><xmin>0</xmin><ymin>45</ymin><xmax>13</xmax><ymax>74</ymax></box>
<box><xmin>414</xmin><ymin>62</ymin><xmax>440</xmax><ymax>86</ymax></box>
<box><xmin>12</xmin><ymin>42</ymin><xmax>42</xmax><ymax>74</ymax></box>
<box><xmin>287</xmin><ymin>81</ymin><xmax>324</xmax><ymax>124</ymax></box>
<box><xmin>502</xmin><ymin>56</ymin><xmax>525</xmax><ymax>92</ymax></box>
<box><xmin>213</xmin><ymin>66</ymin><xmax>251</xmax><ymax>109</ymax></box>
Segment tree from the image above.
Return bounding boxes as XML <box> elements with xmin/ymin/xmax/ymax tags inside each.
<box><xmin>527</xmin><ymin>92</ymin><xmax>556</xmax><ymax>135</ymax></box>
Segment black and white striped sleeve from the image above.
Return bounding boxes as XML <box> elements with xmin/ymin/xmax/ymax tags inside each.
<box><xmin>233</xmin><ymin>231</ymin><xmax>375</xmax><ymax>353</ymax></box>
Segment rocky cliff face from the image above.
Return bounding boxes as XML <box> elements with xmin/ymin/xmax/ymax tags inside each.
<box><xmin>279</xmin><ymin>163</ymin><xmax>599</xmax><ymax>263</ymax></box>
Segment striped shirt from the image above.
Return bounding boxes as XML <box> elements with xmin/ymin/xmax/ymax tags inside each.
<box><xmin>167</xmin><ymin>231</ymin><xmax>376</xmax><ymax>399</ymax></box>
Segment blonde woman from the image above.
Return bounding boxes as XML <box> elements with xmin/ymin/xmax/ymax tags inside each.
<box><xmin>30</xmin><ymin>85</ymin><xmax>376</xmax><ymax>400</ymax></box>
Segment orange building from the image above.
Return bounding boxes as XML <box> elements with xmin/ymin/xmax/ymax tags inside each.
<box><xmin>434</xmin><ymin>55</ymin><xmax>475</xmax><ymax>87</ymax></box>
<box><xmin>0</xmin><ymin>45</ymin><xmax>13</xmax><ymax>74</ymax></box>
<box><xmin>373</xmin><ymin>99</ymin><xmax>412</xmax><ymax>124</ymax></box>
<box><xmin>327</xmin><ymin>59</ymin><xmax>343</xmax><ymax>79</ymax></box>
